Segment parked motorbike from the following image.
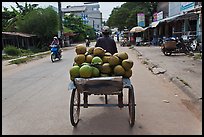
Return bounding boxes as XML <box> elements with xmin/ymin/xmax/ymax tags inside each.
<box><xmin>50</xmin><ymin>44</ymin><xmax>62</xmax><ymax>63</ymax></box>
<box><xmin>185</xmin><ymin>36</ymin><xmax>202</xmax><ymax>53</ymax></box>
<box><xmin>120</xmin><ymin>38</ymin><xmax>126</xmax><ymax>47</ymax></box>
<box><xmin>158</xmin><ymin>37</ymin><xmax>165</xmax><ymax>46</ymax></box>
<box><xmin>161</xmin><ymin>37</ymin><xmax>194</xmax><ymax>56</ymax></box>
<box><xmin>120</xmin><ymin>38</ymin><xmax>131</xmax><ymax>47</ymax></box>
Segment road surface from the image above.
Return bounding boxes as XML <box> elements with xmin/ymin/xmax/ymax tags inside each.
<box><xmin>2</xmin><ymin>42</ymin><xmax>202</xmax><ymax>135</ymax></box>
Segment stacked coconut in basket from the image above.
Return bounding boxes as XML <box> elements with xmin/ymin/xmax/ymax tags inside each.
<box><xmin>69</xmin><ymin>44</ymin><xmax>133</xmax><ymax>81</ymax></box>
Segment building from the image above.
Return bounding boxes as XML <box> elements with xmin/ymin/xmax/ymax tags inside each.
<box><xmin>2</xmin><ymin>32</ymin><xmax>37</xmax><ymax>50</ymax></box>
<box><xmin>148</xmin><ymin>2</ymin><xmax>202</xmax><ymax>45</ymax></box>
<box><xmin>61</xmin><ymin>2</ymin><xmax>102</xmax><ymax>32</ymax></box>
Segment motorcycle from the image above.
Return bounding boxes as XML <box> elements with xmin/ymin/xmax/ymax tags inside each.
<box><xmin>120</xmin><ymin>38</ymin><xmax>126</xmax><ymax>47</ymax></box>
<box><xmin>185</xmin><ymin>36</ymin><xmax>202</xmax><ymax>53</ymax></box>
<box><xmin>50</xmin><ymin>44</ymin><xmax>62</xmax><ymax>62</ymax></box>
<box><xmin>158</xmin><ymin>37</ymin><xmax>165</xmax><ymax>46</ymax></box>
<box><xmin>161</xmin><ymin>37</ymin><xmax>194</xmax><ymax>56</ymax></box>
<box><xmin>120</xmin><ymin>38</ymin><xmax>131</xmax><ymax>47</ymax></box>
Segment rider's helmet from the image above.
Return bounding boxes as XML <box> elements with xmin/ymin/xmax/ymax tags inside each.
<box><xmin>54</xmin><ymin>36</ymin><xmax>58</xmax><ymax>39</ymax></box>
<box><xmin>102</xmin><ymin>26</ymin><xmax>111</xmax><ymax>35</ymax></box>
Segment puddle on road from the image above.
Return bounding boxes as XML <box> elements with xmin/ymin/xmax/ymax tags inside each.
<box><xmin>181</xmin><ymin>99</ymin><xmax>202</xmax><ymax>121</ymax></box>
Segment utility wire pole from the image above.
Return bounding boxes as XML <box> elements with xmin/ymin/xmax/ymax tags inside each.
<box><xmin>58</xmin><ymin>2</ymin><xmax>64</xmax><ymax>47</ymax></box>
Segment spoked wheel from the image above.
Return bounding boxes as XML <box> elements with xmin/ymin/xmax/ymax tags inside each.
<box><xmin>70</xmin><ymin>88</ymin><xmax>80</xmax><ymax>127</ymax></box>
<box><xmin>51</xmin><ymin>53</ymin><xmax>55</xmax><ymax>63</ymax></box>
<box><xmin>128</xmin><ymin>85</ymin><xmax>135</xmax><ymax>127</ymax></box>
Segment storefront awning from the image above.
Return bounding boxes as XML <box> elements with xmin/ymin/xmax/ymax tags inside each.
<box><xmin>148</xmin><ymin>14</ymin><xmax>181</xmax><ymax>28</ymax></box>
<box><xmin>174</xmin><ymin>12</ymin><xmax>199</xmax><ymax>21</ymax></box>
<box><xmin>148</xmin><ymin>10</ymin><xmax>199</xmax><ymax>29</ymax></box>
<box><xmin>161</xmin><ymin>14</ymin><xmax>183</xmax><ymax>23</ymax></box>
<box><xmin>149</xmin><ymin>21</ymin><xmax>160</xmax><ymax>28</ymax></box>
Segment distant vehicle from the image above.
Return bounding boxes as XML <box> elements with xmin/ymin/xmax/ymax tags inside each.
<box><xmin>50</xmin><ymin>44</ymin><xmax>62</xmax><ymax>63</ymax></box>
<box><xmin>161</xmin><ymin>37</ymin><xmax>194</xmax><ymax>56</ymax></box>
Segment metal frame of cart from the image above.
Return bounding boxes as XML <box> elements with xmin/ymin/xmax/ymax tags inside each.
<box><xmin>68</xmin><ymin>76</ymin><xmax>136</xmax><ymax>127</ymax></box>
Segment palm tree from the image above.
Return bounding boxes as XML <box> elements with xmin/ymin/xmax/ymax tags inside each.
<box><xmin>4</xmin><ymin>2</ymin><xmax>38</xmax><ymax>31</ymax></box>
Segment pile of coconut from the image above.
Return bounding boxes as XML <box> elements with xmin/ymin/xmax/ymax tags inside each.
<box><xmin>69</xmin><ymin>44</ymin><xmax>133</xmax><ymax>81</ymax></box>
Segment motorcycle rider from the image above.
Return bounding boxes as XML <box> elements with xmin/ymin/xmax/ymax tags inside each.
<box><xmin>50</xmin><ymin>36</ymin><xmax>61</xmax><ymax>56</ymax></box>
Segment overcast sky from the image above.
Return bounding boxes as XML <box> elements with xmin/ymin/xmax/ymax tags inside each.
<box><xmin>2</xmin><ymin>2</ymin><xmax>125</xmax><ymax>21</ymax></box>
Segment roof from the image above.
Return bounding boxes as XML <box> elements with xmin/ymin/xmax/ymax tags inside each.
<box><xmin>62</xmin><ymin>6</ymin><xmax>86</xmax><ymax>13</ymax></box>
<box><xmin>64</xmin><ymin>32</ymin><xmax>76</xmax><ymax>37</ymax></box>
<box><xmin>2</xmin><ymin>32</ymin><xmax>36</xmax><ymax>37</ymax></box>
<box><xmin>149</xmin><ymin>13</ymin><xmax>185</xmax><ymax>28</ymax></box>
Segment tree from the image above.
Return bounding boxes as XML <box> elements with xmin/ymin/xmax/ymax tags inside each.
<box><xmin>63</xmin><ymin>14</ymin><xmax>95</xmax><ymax>42</ymax></box>
<box><xmin>15</xmin><ymin>2</ymin><xmax>38</xmax><ymax>15</ymax></box>
<box><xmin>16</xmin><ymin>7</ymin><xmax>59</xmax><ymax>48</ymax></box>
<box><xmin>2</xmin><ymin>2</ymin><xmax>39</xmax><ymax>32</ymax></box>
<box><xmin>2</xmin><ymin>7</ymin><xmax>16</xmax><ymax>31</ymax></box>
<box><xmin>106</xmin><ymin>2</ymin><xmax>158</xmax><ymax>31</ymax></box>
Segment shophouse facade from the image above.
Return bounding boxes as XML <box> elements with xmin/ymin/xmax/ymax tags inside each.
<box><xmin>61</xmin><ymin>2</ymin><xmax>102</xmax><ymax>32</ymax></box>
<box><xmin>148</xmin><ymin>2</ymin><xmax>202</xmax><ymax>45</ymax></box>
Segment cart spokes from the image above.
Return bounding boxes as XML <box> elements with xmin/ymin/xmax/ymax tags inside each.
<box><xmin>70</xmin><ymin>89</ymin><xmax>80</xmax><ymax>127</ymax></box>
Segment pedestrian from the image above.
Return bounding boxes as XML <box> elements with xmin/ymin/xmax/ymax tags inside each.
<box><xmin>85</xmin><ymin>35</ymin><xmax>90</xmax><ymax>47</ymax></box>
<box><xmin>117</xmin><ymin>32</ymin><xmax>119</xmax><ymax>42</ymax></box>
<box><xmin>95</xmin><ymin>26</ymin><xmax>118</xmax><ymax>55</ymax></box>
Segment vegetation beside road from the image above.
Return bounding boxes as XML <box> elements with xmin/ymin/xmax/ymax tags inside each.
<box><xmin>2</xmin><ymin>45</ymin><xmax>50</xmax><ymax>65</ymax></box>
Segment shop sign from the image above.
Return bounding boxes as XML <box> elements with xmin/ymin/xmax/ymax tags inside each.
<box><xmin>137</xmin><ymin>13</ymin><xmax>145</xmax><ymax>27</ymax></box>
<box><xmin>157</xmin><ymin>11</ymin><xmax>163</xmax><ymax>21</ymax></box>
<box><xmin>180</xmin><ymin>2</ymin><xmax>195</xmax><ymax>12</ymax></box>
<box><xmin>153</xmin><ymin>12</ymin><xmax>157</xmax><ymax>22</ymax></box>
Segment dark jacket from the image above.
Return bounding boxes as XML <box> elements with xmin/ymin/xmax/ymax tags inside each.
<box><xmin>95</xmin><ymin>35</ymin><xmax>118</xmax><ymax>55</ymax></box>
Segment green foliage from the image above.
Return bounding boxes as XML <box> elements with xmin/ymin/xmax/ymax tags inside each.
<box><xmin>63</xmin><ymin>26</ymin><xmax>74</xmax><ymax>33</ymax></box>
<box><xmin>9</xmin><ymin>57</ymin><xmax>33</xmax><ymax>65</ymax></box>
<box><xmin>16</xmin><ymin>7</ymin><xmax>58</xmax><ymax>38</ymax></box>
<box><xmin>19</xmin><ymin>49</ymin><xmax>33</xmax><ymax>56</ymax></box>
<box><xmin>4</xmin><ymin>45</ymin><xmax>21</xmax><ymax>56</ymax></box>
<box><xmin>2</xmin><ymin>55</ymin><xmax>16</xmax><ymax>60</ymax></box>
<box><xmin>2</xmin><ymin>2</ymin><xmax>38</xmax><ymax>31</ymax></box>
<box><xmin>107</xmin><ymin>2</ymin><xmax>158</xmax><ymax>31</ymax></box>
<box><xmin>16</xmin><ymin>7</ymin><xmax>59</xmax><ymax>47</ymax></box>
<box><xmin>63</xmin><ymin>14</ymin><xmax>96</xmax><ymax>42</ymax></box>
<box><xmin>2</xmin><ymin>7</ymin><xmax>16</xmax><ymax>31</ymax></box>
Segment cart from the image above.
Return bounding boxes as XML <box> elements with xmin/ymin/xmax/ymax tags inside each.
<box><xmin>68</xmin><ymin>76</ymin><xmax>136</xmax><ymax>127</ymax></box>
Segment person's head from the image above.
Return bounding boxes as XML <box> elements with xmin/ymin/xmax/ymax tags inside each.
<box><xmin>102</xmin><ymin>26</ymin><xmax>111</xmax><ymax>36</ymax></box>
<box><xmin>54</xmin><ymin>36</ymin><xmax>58</xmax><ymax>40</ymax></box>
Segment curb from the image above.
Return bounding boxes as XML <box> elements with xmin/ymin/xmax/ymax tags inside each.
<box><xmin>132</xmin><ymin>47</ymin><xmax>202</xmax><ymax>110</ymax></box>
<box><xmin>3</xmin><ymin>46</ymin><xmax>76</xmax><ymax>66</ymax></box>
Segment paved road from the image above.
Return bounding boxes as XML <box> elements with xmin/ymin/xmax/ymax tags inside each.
<box><xmin>2</xmin><ymin>43</ymin><xmax>202</xmax><ymax>135</ymax></box>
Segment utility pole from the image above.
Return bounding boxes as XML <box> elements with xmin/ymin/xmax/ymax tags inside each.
<box><xmin>58</xmin><ymin>2</ymin><xmax>64</xmax><ymax>47</ymax></box>
<box><xmin>93</xmin><ymin>20</ymin><xmax>95</xmax><ymax>31</ymax></box>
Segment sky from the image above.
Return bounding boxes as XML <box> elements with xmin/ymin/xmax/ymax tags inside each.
<box><xmin>2</xmin><ymin>2</ymin><xmax>125</xmax><ymax>21</ymax></box>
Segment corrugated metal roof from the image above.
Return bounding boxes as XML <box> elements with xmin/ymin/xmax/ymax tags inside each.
<box><xmin>2</xmin><ymin>32</ymin><xmax>36</xmax><ymax>37</ymax></box>
<box><xmin>62</xmin><ymin>6</ymin><xmax>86</xmax><ymax>12</ymax></box>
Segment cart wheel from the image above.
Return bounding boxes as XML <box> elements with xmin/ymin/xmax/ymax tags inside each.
<box><xmin>70</xmin><ymin>88</ymin><xmax>80</xmax><ymax>127</ymax></box>
<box><xmin>128</xmin><ymin>85</ymin><xmax>135</xmax><ymax>127</ymax></box>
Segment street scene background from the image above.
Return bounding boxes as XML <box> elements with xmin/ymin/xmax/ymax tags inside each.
<box><xmin>2</xmin><ymin>2</ymin><xmax>202</xmax><ymax>135</ymax></box>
